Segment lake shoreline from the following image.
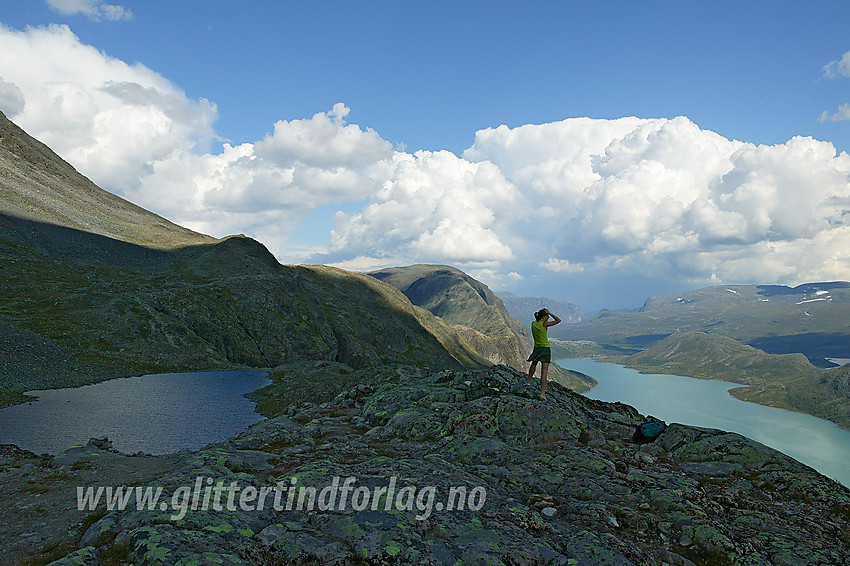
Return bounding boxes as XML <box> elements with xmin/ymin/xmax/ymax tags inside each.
<box><xmin>562</xmin><ymin>357</ymin><xmax>850</xmax><ymax>488</ymax></box>
<box><xmin>0</xmin><ymin>370</ymin><xmax>271</xmax><ymax>456</ymax></box>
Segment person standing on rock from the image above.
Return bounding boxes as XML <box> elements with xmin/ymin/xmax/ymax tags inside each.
<box><xmin>526</xmin><ymin>308</ymin><xmax>560</xmax><ymax>399</ymax></box>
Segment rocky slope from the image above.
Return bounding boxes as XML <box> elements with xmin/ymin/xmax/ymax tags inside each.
<box><xmin>609</xmin><ymin>332</ymin><xmax>850</xmax><ymax>430</ymax></box>
<box><xmin>370</xmin><ymin>265</ymin><xmax>594</xmax><ymax>392</ymax></box>
<box><xmin>0</xmin><ymin>110</ymin><xmax>214</xmax><ymax>250</ymax></box>
<box><xmin>9</xmin><ymin>364</ymin><xmax>849</xmax><ymax>565</ymax></box>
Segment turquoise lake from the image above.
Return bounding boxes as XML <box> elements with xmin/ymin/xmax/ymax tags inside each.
<box><xmin>0</xmin><ymin>370</ymin><xmax>270</xmax><ymax>455</ymax></box>
<box><xmin>559</xmin><ymin>358</ymin><xmax>850</xmax><ymax>488</ymax></box>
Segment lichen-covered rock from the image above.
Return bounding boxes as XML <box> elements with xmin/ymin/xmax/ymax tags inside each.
<box><xmin>36</xmin><ymin>365</ymin><xmax>850</xmax><ymax>565</ymax></box>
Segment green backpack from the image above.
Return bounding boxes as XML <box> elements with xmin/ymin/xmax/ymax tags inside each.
<box><xmin>633</xmin><ymin>418</ymin><xmax>666</xmax><ymax>443</ymax></box>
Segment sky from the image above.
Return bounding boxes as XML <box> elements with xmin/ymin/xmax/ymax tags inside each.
<box><xmin>1</xmin><ymin>1</ymin><xmax>850</xmax><ymax>313</ymax></box>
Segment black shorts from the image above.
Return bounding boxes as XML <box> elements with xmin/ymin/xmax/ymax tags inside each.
<box><xmin>527</xmin><ymin>346</ymin><xmax>551</xmax><ymax>363</ymax></box>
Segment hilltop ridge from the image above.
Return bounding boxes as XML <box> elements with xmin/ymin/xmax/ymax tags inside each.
<box><xmin>370</xmin><ymin>264</ymin><xmax>594</xmax><ymax>391</ymax></box>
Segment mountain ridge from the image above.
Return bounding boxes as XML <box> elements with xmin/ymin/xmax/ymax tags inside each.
<box><xmin>0</xmin><ymin>110</ymin><xmax>511</xmax><ymax>400</ymax></box>
<box><xmin>370</xmin><ymin>264</ymin><xmax>595</xmax><ymax>391</ymax></box>
<box><xmin>0</xmin><ymin>109</ymin><xmax>215</xmax><ymax>249</ymax></box>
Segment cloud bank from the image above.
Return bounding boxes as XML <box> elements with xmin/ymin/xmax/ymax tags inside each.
<box><xmin>2</xmin><ymin>24</ymin><xmax>849</xmax><ymax>305</ymax></box>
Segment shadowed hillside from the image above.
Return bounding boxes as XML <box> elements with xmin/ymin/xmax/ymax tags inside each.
<box><xmin>0</xmin><ymin>217</ymin><xmax>494</xmax><ymax>402</ymax></box>
<box><xmin>0</xmin><ymin>110</ymin><xmax>502</xmax><ymax>402</ymax></box>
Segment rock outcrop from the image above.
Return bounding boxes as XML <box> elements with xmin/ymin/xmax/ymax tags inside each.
<box><xmin>22</xmin><ymin>364</ymin><xmax>850</xmax><ymax>565</ymax></box>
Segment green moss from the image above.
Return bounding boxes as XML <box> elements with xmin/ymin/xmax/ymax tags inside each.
<box><xmin>203</xmin><ymin>522</ymin><xmax>233</xmax><ymax>534</ymax></box>
<box><xmin>385</xmin><ymin>540</ymin><xmax>401</xmax><ymax>556</ymax></box>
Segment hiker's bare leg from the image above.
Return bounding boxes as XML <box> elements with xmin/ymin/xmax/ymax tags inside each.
<box><xmin>540</xmin><ymin>362</ymin><xmax>549</xmax><ymax>399</ymax></box>
<box><xmin>526</xmin><ymin>361</ymin><xmax>537</xmax><ymax>385</ymax></box>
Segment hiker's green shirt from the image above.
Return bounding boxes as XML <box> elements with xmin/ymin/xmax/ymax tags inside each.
<box><xmin>531</xmin><ymin>320</ymin><xmax>549</xmax><ymax>348</ymax></box>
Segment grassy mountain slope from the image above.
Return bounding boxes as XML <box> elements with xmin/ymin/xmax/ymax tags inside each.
<box><xmin>608</xmin><ymin>331</ymin><xmax>850</xmax><ymax>429</ymax></box>
<box><xmin>556</xmin><ymin>282</ymin><xmax>850</xmax><ymax>366</ymax></box>
<box><xmin>609</xmin><ymin>331</ymin><xmax>818</xmax><ymax>384</ymax></box>
<box><xmin>0</xmin><ymin>111</ymin><xmax>514</xmax><ymax>404</ymax></box>
<box><xmin>370</xmin><ymin>264</ymin><xmax>595</xmax><ymax>391</ymax></box>
<box><xmin>1</xmin><ymin>222</ymin><xmax>491</xmax><ymax>400</ymax></box>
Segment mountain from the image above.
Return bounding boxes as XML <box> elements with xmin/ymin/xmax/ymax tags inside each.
<box><xmin>0</xmin><ymin>111</ymin><xmax>507</xmax><ymax>404</ymax></box>
<box><xmin>556</xmin><ymin>282</ymin><xmax>850</xmax><ymax>366</ymax></box>
<box><xmin>370</xmin><ymin>265</ymin><xmax>595</xmax><ymax>392</ymax></box>
<box><xmin>608</xmin><ymin>331</ymin><xmax>850</xmax><ymax>429</ymax></box>
<box><xmin>371</xmin><ymin>265</ymin><xmax>524</xmax><ymax>337</ymax></box>
<box><xmin>610</xmin><ymin>331</ymin><xmax>819</xmax><ymax>384</ymax></box>
<box><xmin>496</xmin><ymin>291</ymin><xmax>583</xmax><ymax>326</ymax></box>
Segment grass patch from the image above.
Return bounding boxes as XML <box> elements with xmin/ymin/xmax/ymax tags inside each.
<box><xmin>19</xmin><ymin>540</ymin><xmax>78</xmax><ymax>566</ymax></box>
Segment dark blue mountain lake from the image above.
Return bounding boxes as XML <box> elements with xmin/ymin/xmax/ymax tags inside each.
<box><xmin>0</xmin><ymin>370</ymin><xmax>270</xmax><ymax>455</ymax></box>
<box><xmin>559</xmin><ymin>358</ymin><xmax>850</xmax><ymax>488</ymax></box>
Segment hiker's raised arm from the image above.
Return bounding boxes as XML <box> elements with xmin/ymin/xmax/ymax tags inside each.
<box><xmin>543</xmin><ymin>309</ymin><xmax>560</xmax><ymax>327</ymax></box>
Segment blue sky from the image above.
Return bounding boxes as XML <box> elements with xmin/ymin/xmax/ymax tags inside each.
<box><xmin>2</xmin><ymin>1</ymin><xmax>850</xmax><ymax>312</ymax></box>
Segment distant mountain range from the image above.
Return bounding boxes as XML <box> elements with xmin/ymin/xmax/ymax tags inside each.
<box><xmin>556</xmin><ymin>282</ymin><xmax>850</xmax><ymax>366</ymax></box>
<box><xmin>606</xmin><ymin>331</ymin><xmax>850</xmax><ymax>428</ymax></box>
<box><xmin>495</xmin><ymin>280</ymin><xmax>850</xmax><ymax>429</ymax></box>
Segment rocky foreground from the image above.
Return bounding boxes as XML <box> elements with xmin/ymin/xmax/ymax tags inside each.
<box><xmin>4</xmin><ymin>364</ymin><xmax>850</xmax><ymax>565</ymax></box>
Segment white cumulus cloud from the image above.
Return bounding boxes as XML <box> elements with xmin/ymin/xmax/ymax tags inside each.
<box><xmin>0</xmin><ymin>76</ymin><xmax>25</xmax><ymax>116</ymax></box>
<box><xmin>0</xmin><ymin>24</ymin><xmax>216</xmax><ymax>194</ymax></box>
<box><xmin>2</xmin><ymin>23</ymin><xmax>850</xmax><ymax>299</ymax></box>
<box><xmin>330</xmin><ymin>150</ymin><xmax>521</xmax><ymax>263</ymax></box>
<box><xmin>132</xmin><ymin>105</ymin><xmax>395</xmax><ymax>240</ymax></box>
<box><xmin>456</xmin><ymin>114</ymin><xmax>850</xmax><ymax>289</ymax></box>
